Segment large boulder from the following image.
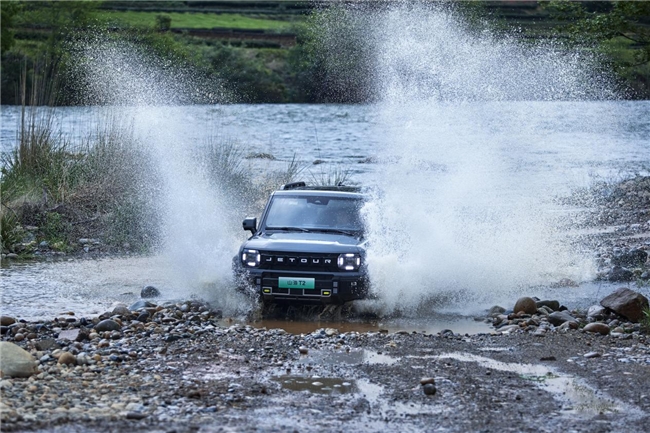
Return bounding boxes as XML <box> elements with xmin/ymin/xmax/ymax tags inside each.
<box><xmin>513</xmin><ymin>297</ymin><xmax>537</xmax><ymax>315</ymax></box>
<box><xmin>0</xmin><ymin>342</ymin><xmax>37</xmax><ymax>378</ymax></box>
<box><xmin>600</xmin><ymin>287</ymin><xmax>649</xmax><ymax>323</ymax></box>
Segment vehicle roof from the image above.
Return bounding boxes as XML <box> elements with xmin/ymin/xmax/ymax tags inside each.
<box><xmin>272</xmin><ymin>189</ymin><xmax>365</xmax><ymax>199</ymax></box>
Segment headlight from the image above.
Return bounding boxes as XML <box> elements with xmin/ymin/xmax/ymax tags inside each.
<box><xmin>338</xmin><ymin>253</ymin><xmax>361</xmax><ymax>271</ymax></box>
<box><xmin>242</xmin><ymin>249</ymin><xmax>260</xmax><ymax>267</ymax></box>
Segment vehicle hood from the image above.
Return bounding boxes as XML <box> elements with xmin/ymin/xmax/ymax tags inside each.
<box><xmin>242</xmin><ymin>232</ymin><xmax>364</xmax><ymax>254</ymax></box>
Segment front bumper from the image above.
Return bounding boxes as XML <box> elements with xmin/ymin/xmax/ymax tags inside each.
<box><xmin>238</xmin><ymin>268</ymin><xmax>368</xmax><ymax>304</ymax></box>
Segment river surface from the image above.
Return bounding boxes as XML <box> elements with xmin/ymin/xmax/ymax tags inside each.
<box><xmin>1</xmin><ymin>103</ymin><xmax>649</xmax><ymax>329</ymax></box>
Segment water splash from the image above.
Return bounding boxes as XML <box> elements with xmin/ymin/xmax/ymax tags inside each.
<box><xmin>69</xmin><ymin>37</ymin><xmax>247</xmax><ymax>312</ymax></box>
<box><xmin>333</xmin><ymin>3</ymin><xmax>615</xmax><ymax>313</ymax></box>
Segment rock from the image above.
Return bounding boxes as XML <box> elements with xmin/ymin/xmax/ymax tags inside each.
<box><xmin>497</xmin><ymin>325</ymin><xmax>520</xmax><ymax>334</ymax></box>
<box><xmin>58</xmin><ymin>352</ymin><xmax>76</xmax><ymax>365</ymax></box>
<box><xmin>420</xmin><ymin>377</ymin><xmax>435</xmax><ymax>386</ymax></box>
<box><xmin>95</xmin><ymin>319</ymin><xmax>121</xmax><ymax>332</ymax></box>
<box><xmin>607</xmin><ymin>266</ymin><xmax>634</xmax><ymax>282</ymax></box>
<box><xmin>325</xmin><ymin>328</ymin><xmax>339</xmax><ymax>337</ymax></box>
<box><xmin>535</xmin><ymin>300</ymin><xmax>560</xmax><ymax>311</ymax></box>
<box><xmin>514</xmin><ymin>297</ymin><xmax>537</xmax><ymax>315</ymax></box>
<box><xmin>600</xmin><ymin>287</ymin><xmax>650</xmax><ymax>322</ymax></box>
<box><xmin>0</xmin><ymin>316</ymin><xmax>16</xmax><ymax>327</ymax></box>
<box><xmin>129</xmin><ymin>300</ymin><xmax>155</xmax><ymax>311</ymax></box>
<box><xmin>587</xmin><ymin>305</ymin><xmax>607</xmax><ymax>319</ymax></box>
<box><xmin>422</xmin><ymin>383</ymin><xmax>437</xmax><ymax>396</ymax></box>
<box><xmin>35</xmin><ymin>339</ymin><xmax>61</xmax><ymax>351</ymax></box>
<box><xmin>141</xmin><ymin>286</ymin><xmax>161</xmax><ymax>299</ymax></box>
<box><xmin>125</xmin><ymin>412</ymin><xmax>147</xmax><ymax>420</ymax></box>
<box><xmin>488</xmin><ymin>305</ymin><xmax>506</xmax><ymax>316</ymax></box>
<box><xmin>584</xmin><ymin>352</ymin><xmax>602</xmax><ymax>359</ymax></box>
<box><xmin>583</xmin><ymin>322</ymin><xmax>610</xmax><ymax>335</ymax></box>
<box><xmin>611</xmin><ymin>249</ymin><xmax>648</xmax><ymax>268</ymax></box>
<box><xmin>548</xmin><ymin>311</ymin><xmax>577</xmax><ymax>327</ymax></box>
<box><xmin>136</xmin><ymin>312</ymin><xmax>150</xmax><ymax>323</ymax></box>
<box><xmin>57</xmin><ymin>329</ymin><xmax>80</xmax><ymax>341</ymax></box>
<box><xmin>298</xmin><ymin>346</ymin><xmax>309</xmax><ymax>355</ymax></box>
<box><xmin>0</xmin><ymin>342</ymin><xmax>37</xmax><ymax>378</ymax></box>
<box><xmin>112</xmin><ymin>306</ymin><xmax>131</xmax><ymax>317</ymax></box>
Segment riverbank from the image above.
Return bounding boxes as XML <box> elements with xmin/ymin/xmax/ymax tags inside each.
<box><xmin>1</xmin><ymin>296</ymin><xmax>649</xmax><ymax>432</ymax></box>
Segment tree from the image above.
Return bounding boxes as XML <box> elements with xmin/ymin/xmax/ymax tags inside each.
<box><xmin>544</xmin><ymin>1</ymin><xmax>650</xmax><ymax>97</ymax></box>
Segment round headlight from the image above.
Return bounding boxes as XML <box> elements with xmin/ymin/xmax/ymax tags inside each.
<box><xmin>242</xmin><ymin>249</ymin><xmax>261</xmax><ymax>267</ymax></box>
<box><xmin>338</xmin><ymin>253</ymin><xmax>361</xmax><ymax>271</ymax></box>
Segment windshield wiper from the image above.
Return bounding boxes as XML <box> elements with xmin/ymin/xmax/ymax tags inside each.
<box><xmin>310</xmin><ymin>228</ymin><xmax>360</xmax><ymax>237</ymax></box>
<box><xmin>266</xmin><ymin>226</ymin><xmax>310</xmax><ymax>232</ymax></box>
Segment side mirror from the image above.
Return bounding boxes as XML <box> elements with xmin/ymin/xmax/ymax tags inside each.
<box><xmin>242</xmin><ymin>217</ymin><xmax>257</xmax><ymax>234</ymax></box>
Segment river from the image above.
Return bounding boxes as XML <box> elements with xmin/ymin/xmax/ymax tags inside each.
<box><xmin>1</xmin><ymin>102</ymin><xmax>649</xmax><ymax>325</ymax></box>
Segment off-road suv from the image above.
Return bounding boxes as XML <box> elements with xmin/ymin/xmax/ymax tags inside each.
<box><xmin>234</xmin><ymin>182</ymin><xmax>368</xmax><ymax>304</ymax></box>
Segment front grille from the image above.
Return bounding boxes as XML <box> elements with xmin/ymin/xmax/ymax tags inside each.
<box><xmin>259</xmin><ymin>252</ymin><xmax>339</xmax><ymax>272</ymax></box>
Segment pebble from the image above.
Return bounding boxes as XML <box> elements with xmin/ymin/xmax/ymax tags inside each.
<box><xmin>298</xmin><ymin>346</ymin><xmax>309</xmax><ymax>355</ymax></box>
<box><xmin>58</xmin><ymin>352</ymin><xmax>76</xmax><ymax>365</ymax></box>
<box><xmin>422</xmin><ymin>383</ymin><xmax>437</xmax><ymax>396</ymax></box>
<box><xmin>584</xmin><ymin>352</ymin><xmax>602</xmax><ymax>359</ymax></box>
<box><xmin>95</xmin><ymin>320</ymin><xmax>121</xmax><ymax>333</ymax></box>
<box><xmin>583</xmin><ymin>323</ymin><xmax>610</xmax><ymax>335</ymax></box>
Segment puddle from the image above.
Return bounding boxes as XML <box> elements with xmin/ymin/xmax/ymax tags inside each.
<box><xmin>249</xmin><ymin>314</ymin><xmax>493</xmax><ymax>336</ymax></box>
<box><xmin>435</xmin><ymin>352</ymin><xmax>635</xmax><ymax>417</ymax></box>
<box><xmin>272</xmin><ymin>375</ymin><xmax>357</xmax><ymax>395</ymax></box>
<box><xmin>303</xmin><ymin>349</ymin><xmax>398</xmax><ymax>366</ymax></box>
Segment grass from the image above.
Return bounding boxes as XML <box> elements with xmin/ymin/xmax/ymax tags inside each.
<box><xmin>98</xmin><ymin>11</ymin><xmax>296</xmax><ymax>31</ymax></box>
<box><xmin>641</xmin><ymin>307</ymin><xmax>650</xmax><ymax>334</ymax></box>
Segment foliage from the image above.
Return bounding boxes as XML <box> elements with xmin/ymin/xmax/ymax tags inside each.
<box><xmin>641</xmin><ymin>307</ymin><xmax>650</xmax><ymax>334</ymax></box>
<box><xmin>155</xmin><ymin>14</ymin><xmax>171</xmax><ymax>32</ymax></box>
<box><xmin>0</xmin><ymin>212</ymin><xmax>24</xmax><ymax>253</ymax></box>
<box><xmin>289</xmin><ymin>7</ymin><xmax>377</xmax><ymax>103</ymax></box>
<box><xmin>543</xmin><ymin>1</ymin><xmax>650</xmax><ymax>97</ymax></box>
<box><xmin>1</xmin><ymin>1</ymin><xmax>20</xmax><ymax>52</ymax></box>
<box><xmin>98</xmin><ymin>10</ymin><xmax>293</xmax><ymax>31</ymax></box>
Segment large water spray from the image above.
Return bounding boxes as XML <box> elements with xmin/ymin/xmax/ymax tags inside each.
<box><xmin>70</xmin><ymin>38</ymin><xmax>247</xmax><ymax>311</ymax></box>
<box><xmin>327</xmin><ymin>4</ymin><xmax>616</xmax><ymax>314</ymax></box>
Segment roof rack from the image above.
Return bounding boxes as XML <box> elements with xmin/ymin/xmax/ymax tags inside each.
<box><xmin>280</xmin><ymin>182</ymin><xmax>361</xmax><ymax>193</ymax></box>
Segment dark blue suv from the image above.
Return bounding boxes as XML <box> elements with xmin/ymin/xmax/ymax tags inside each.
<box><xmin>234</xmin><ymin>182</ymin><xmax>368</xmax><ymax>304</ymax></box>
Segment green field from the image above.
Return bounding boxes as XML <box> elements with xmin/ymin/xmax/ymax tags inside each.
<box><xmin>98</xmin><ymin>11</ymin><xmax>297</xmax><ymax>31</ymax></box>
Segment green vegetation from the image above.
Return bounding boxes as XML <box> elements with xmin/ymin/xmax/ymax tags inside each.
<box><xmin>98</xmin><ymin>10</ymin><xmax>294</xmax><ymax>31</ymax></box>
<box><xmin>543</xmin><ymin>1</ymin><xmax>650</xmax><ymax>97</ymax></box>
<box><xmin>2</xmin><ymin>1</ymin><xmax>649</xmax><ymax>104</ymax></box>
<box><xmin>641</xmin><ymin>307</ymin><xmax>650</xmax><ymax>334</ymax></box>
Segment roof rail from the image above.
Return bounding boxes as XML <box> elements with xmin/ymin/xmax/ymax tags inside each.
<box><xmin>281</xmin><ymin>181</ymin><xmax>306</xmax><ymax>190</ymax></box>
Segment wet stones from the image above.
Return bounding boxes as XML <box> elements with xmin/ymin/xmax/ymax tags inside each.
<box><xmin>547</xmin><ymin>311</ymin><xmax>577</xmax><ymax>327</ymax></box>
<box><xmin>95</xmin><ymin>319</ymin><xmax>121</xmax><ymax>333</ymax></box>
<box><xmin>1</xmin><ymin>316</ymin><xmax>16</xmax><ymax>327</ymax></box>
<box><xmin>611</xmin><ymin>249</ymin><xmax>648</xmax><ymax>268</ymax></box>
<box><xmin>514</xmin><ymin>297</ymin><xmax>537</xmax><ymax>315</ymax></box>
<box><xmin>583</xmin><ymin>323</ymin><xmax>610</xmax><ymax>335</ymax></box>
<box><xmin>0</xmin><ymin>342</ymin><xmax>37</xmax><ymax>378</ymax></box>
<box><xmin>421</xmin><ymin>378</ymin><xmax>437</xmax><ymax>396</ymax></box>
<box><xmin>600</xmin><ymin>287</ymin><xmax>649</xmax><ymax>322</ymax></box>
<box><xmin>141</xmin><ymin>285</ymin><xmax>161</xmax><ymax>299</ymax></box>
<box><xmin>607</xmin><ymin>266</ymin><xmax>635</xmax><ymax>282</ymax></box>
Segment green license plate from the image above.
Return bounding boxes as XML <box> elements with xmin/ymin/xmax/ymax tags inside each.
<box><xmin>278</xmin><ymin>277</ymin><xmax>315</xmax><ymax>290</ymax></box>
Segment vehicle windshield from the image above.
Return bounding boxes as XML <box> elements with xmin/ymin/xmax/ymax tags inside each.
<box><xmin>264</xmin><ymin>195</ymin><xmax>364</xmax><ymax>233</ymax></box>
